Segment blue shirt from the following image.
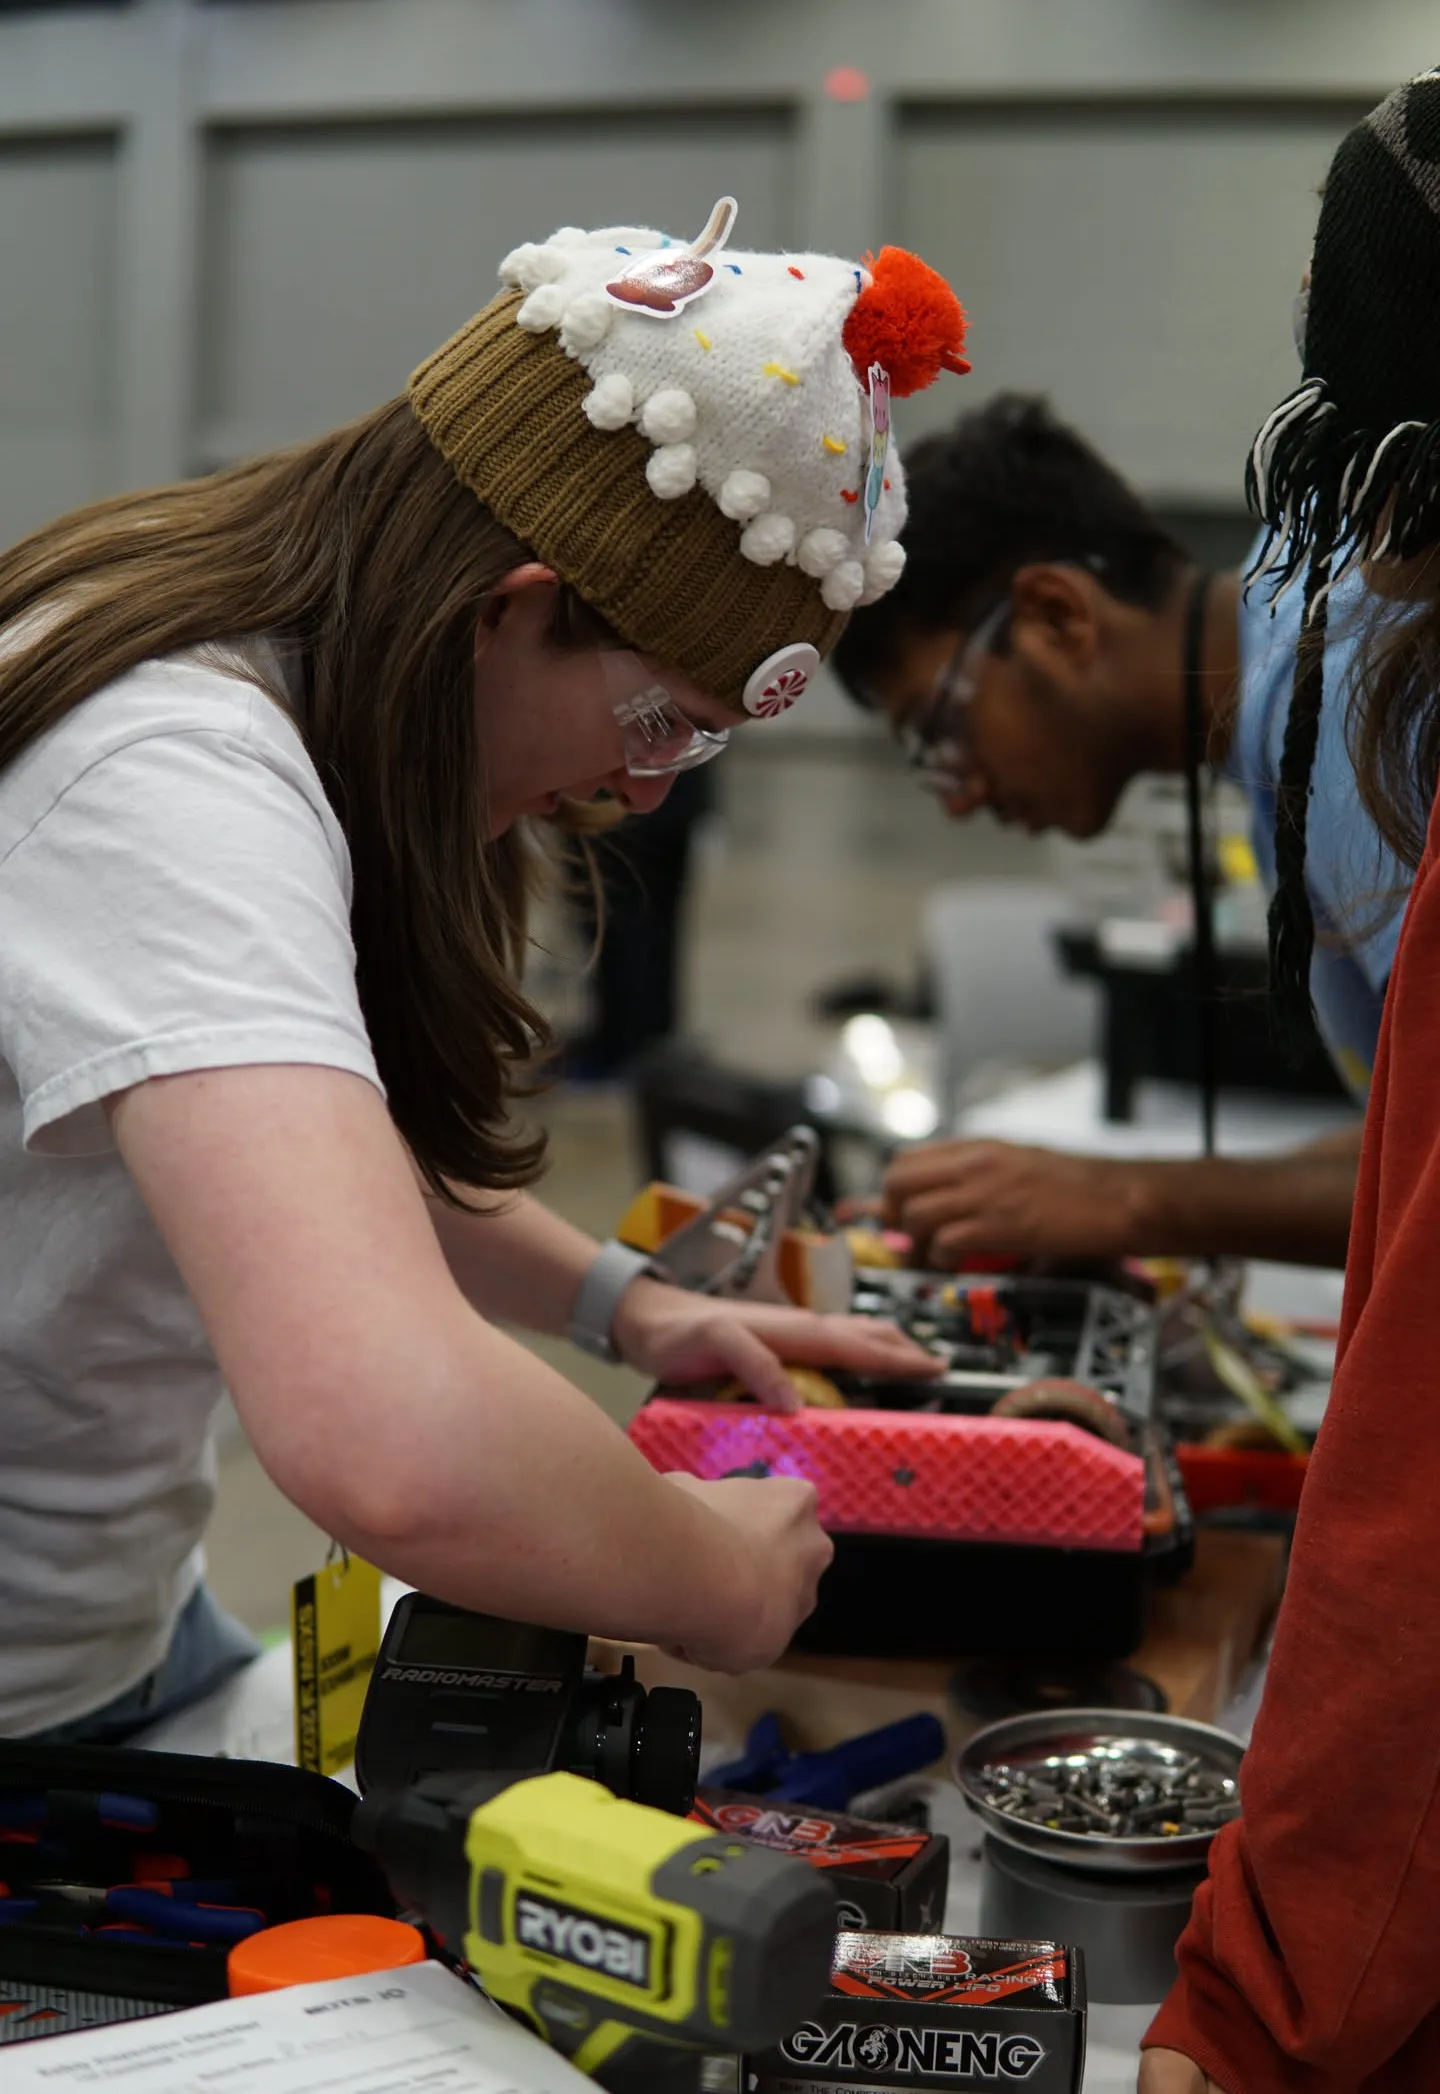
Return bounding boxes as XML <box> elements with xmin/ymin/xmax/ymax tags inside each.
<box><xmin>1227</xmin><ymin>535</ymin><xmax>1408</xmax><ymax>1101</ymax></box>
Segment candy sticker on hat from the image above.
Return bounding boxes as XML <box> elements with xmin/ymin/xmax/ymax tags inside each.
<box><xmin>606</xmin><ymin>196</ymin><xmax>736</xmax><ymax>318</ymax></box>
<box><xmin>743</xmin><ymin>642</ymin><xmax>820</xmax><ymax>718</ymax></box>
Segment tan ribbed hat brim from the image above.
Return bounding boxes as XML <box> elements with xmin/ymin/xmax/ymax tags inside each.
<box><xmin>408</xmin><ymin>290</ymin><xmax>846</xmax><ymax>712</ymax></box>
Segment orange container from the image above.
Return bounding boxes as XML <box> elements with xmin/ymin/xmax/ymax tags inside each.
<box><xmin>228</xmin><ymin>1913</ymin><xmax>427</xmax><ymax>1995</ymax></box>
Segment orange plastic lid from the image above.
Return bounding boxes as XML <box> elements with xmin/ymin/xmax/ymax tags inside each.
<box><xmin>229</xmin><ymin>1914</ymin><xmax>427</xmax><ymax>1995</ymax></box>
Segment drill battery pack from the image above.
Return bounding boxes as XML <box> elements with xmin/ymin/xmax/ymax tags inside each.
<box><xmin>745</xmin><ymin>1930</ymin><xmax>1085</xmax><ymax>2094</ymax></box>
<box><xmin>689</xmin><ymin>1791</ymin><xmax>948</xmax><ymax>1935</ymax></box>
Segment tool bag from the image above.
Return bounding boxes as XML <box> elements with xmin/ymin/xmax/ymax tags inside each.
<box><xmin>0</xmin><ymin>1737</ymin><xmax>394</xmax><ymax>2044</ymax></box>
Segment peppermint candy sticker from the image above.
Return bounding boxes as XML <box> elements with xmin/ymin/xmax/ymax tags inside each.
<box><xmin>743</xmin><ymin>642</ymin><xmax>820</xmax><ymax>718</ymax></box>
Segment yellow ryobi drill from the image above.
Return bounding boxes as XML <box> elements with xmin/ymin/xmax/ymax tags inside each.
<box><xmin>352</xmin><ymin>1768</ymin><xmax>838</xmax><ymax>2093</ymax></box>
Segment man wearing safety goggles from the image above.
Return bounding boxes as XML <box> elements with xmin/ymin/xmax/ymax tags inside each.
<box><xmin>832</xmin><ymin>393</ymin><xmax>1404</xmax><ymax>1273</ymax></box>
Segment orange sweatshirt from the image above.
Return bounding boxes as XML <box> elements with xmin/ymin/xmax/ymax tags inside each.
<box><xmin>1143</xmin><ymin>796</ymin><xmax>1440</xmax><ymax>2089</ymax></box>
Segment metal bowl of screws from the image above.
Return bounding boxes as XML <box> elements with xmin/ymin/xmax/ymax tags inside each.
<box><xmin>955</xmin><ymin>1710</ymin><xmax>1244</xmax><ymax>1876</ymax></box>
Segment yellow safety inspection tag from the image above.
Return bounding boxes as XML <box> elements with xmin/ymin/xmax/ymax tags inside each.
<box><xmin>292</xmin><ymin>1550</ymin><xmax>382</xmax><ymax>1776</ymax></box>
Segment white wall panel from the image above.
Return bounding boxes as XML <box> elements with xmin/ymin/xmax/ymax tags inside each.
<box><xmin>893</xmin><ymin>101</ymin><xmax>1368</xmax><ymax>500</ymax></box>
<box><xmin>0</xmin><ymin>134</ymin><xmax>118</xmax><ymax>543</ymax></box>
<box><xmin>196</xmin><ymin>109</ymin><xmax>796</xmax><ymax>463</ymax></box>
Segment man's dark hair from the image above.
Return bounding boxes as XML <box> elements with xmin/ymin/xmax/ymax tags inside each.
<box><xmin>833</xmin><ymin>393</ymin><xmax>1188</xmax><ymax>706</ymax></box>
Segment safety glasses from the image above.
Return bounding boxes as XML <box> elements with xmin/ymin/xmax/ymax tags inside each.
<box><xmin>601</xmin><ymin>652</ymin><xmax>731</xmax><ymax>778</ymax></box>
<box><xmin>898</xmin><ymin>595</ymin><xmax>1011</xmax><ymax>789</ymax></box>
<box><xmin>895</xmin><ymin>556</ymin><xmax>1112</xmax><ymax>791</ymax></box>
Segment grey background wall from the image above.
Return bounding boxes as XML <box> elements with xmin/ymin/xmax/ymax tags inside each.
<box><xmin>0</xmin><ymin>0</ymin><xmax>1430</xmax><ymax>724</ymax></box>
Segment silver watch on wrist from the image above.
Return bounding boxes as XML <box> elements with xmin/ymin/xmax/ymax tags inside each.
<box><xmin>568</xmin><ymin>1240</ymin><xmax>668</xmax><ymax>1362</ymax></box>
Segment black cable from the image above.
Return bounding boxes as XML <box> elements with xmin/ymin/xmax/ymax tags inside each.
<box><xmin>1182</xmin><ymin>571</ymin><xmax>1217</xmax><ymax>1157</ymax></box>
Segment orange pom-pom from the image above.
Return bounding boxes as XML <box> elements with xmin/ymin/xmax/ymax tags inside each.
<box><xmin>842</xmin><ymin>247</ymin><xmax>970</xmax><ymax>398</ymax></box>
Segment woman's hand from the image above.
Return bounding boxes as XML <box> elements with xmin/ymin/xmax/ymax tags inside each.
<box><xmin>609</xmin><ymin>1279</ymin><xmax>942</xmax><ymax>1411</ymax></box>
<box><xmin>658</xmin><ymin>1471</ymin><xmax>833</xmax><ymax>1671</ymax></box>
<box><xmin>1137</xmin><ymin>2048</ymin><xmax>1226</xmax><ymax>2093</ymax></box>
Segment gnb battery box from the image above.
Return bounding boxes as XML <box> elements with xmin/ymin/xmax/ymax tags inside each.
<box><xmin>690</xmin><ymin>1791</ymin><xmax>948</xmax><ymax>1934</ymax></box>
<box><xmin>746</xmin><ymin>1930</ymin><xmax>1085</xmax><ymax>2094</ymax></box>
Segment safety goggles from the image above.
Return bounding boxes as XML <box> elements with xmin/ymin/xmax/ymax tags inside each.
<box><xmin>601</xmin><ymin>651</ymin><xmax>731</xmax><ymax>778</ymax></box>
<box><xmin>897</xmin><ymin>595</ymin><xmax>1011</xmax><ymax>790</ymax></box>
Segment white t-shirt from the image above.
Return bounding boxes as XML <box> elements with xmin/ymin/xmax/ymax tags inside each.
<box><xmin>0</xmin><ymin>641</ymin><xmax>381</xmax><ymax>1734</ymax></box>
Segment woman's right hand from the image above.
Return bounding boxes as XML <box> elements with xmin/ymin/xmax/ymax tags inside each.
<box><xmin>660</xmin><ymin>1471</ymin><xmax>833</xmax><ymax>1673</ymax></box>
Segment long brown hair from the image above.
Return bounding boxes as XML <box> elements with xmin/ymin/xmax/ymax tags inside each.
<box><xmin>0</xmin><ymin>397</ymin><xmax>595</xmax><ymax>1201</ymax></box>
<box><xmin>1349</xmin><ymin>551</ymin><xmax>1440</xmax><ymax>872</ymax></box>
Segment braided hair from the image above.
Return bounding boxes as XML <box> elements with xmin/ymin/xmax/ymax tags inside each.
<box><xmin>1265</xmin><ymin>516</ymin><xmax>1336</xmax><ymax>1025</ymax></box>
<box><xmin>1248</xmin><ymin>64</ymin><xmax>1440</xmax><ymax>1039</ymax></box>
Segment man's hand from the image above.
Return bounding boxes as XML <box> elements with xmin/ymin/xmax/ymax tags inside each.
<box><xmin>610</xmin><ymin>1280</ymin><xmax>942</xmax><ymax>1411</ymax></box>
<box><xmin>1137</xmin><ymin>2047</ymin><xmax>1226</xmax><ymax>2092</ymax></box>
<box><xmin>883</xmin><ymin>1139</ymin><xmax>1146</xmax><ymax>1265</ymax></box>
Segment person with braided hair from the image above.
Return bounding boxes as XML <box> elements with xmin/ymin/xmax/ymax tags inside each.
<box><xmin>1139</xmin><ymin>61</ymin><xmax>1440</xmax><ymax>2094</ymax></box>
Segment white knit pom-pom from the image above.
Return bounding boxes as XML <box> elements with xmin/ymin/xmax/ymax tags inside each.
<box><xmin>719</xmin><ymin>469</ymin><xmax>772</xmax><ymax>523</ymax></box>
<box><xmin>549</xmin><ymin>225</ymin><xmax>588</xmax><ymax>247</ymax></box>
<box><xmin>504</xmin><ymin>243</ymin><xmax>567</xmax><ymax>292</ymax></box>
<box><xmin>516</xmin><ymin>284</ymin><xmax>566</xmax><ymax>332</ymax></box>
<box><xmin>583</xmin><ymin>372</ymin><xmax>635</xmax><ymax>431</ymax></box>
<box><xmin>740</xmin><ymin>513</ymin><xmax>797</xmax><ymax>565</ymax></box>
<box><xmin>499</xmin><ymin>242</ymin><xmax>549</xmax><ymax>291</ymax></box>
<box><xmin>797</xmin><ymin>527</ymin><xmax>851</xmax><ymax>579</ymax></box>
<box><xmin>559</xmin><ymin>292</ymin><xmax>613</xmax><ymax>353</ymax></box>
<box><xmin>821</xmin><ymin>559</ymin><xmax>867</xmax><ymax>612</ymax></box>
<box><xmin>646</xmin><ymin>443</ymin><xmax>698</xmax><ymax>499</ymax></box>
<box><xmin>639</xmin><ymin>387</ymin><xmax>698</xmax><ymax>444</ymax></box>
<box><xmin>859</xmin><ymin>538</ymin><xmax>907</xmax><ymax>604</ymax></box>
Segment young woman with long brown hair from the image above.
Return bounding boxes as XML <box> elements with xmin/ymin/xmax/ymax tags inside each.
<box><xmin>1140</xmin><ymin>64</ymin><xmax>1440</xmax><ymax>2094</ymax></box>
<box><xmin>0</xmin><ymin>209</ymin><xmax>969</xmax><ymax>1742</ymax></box>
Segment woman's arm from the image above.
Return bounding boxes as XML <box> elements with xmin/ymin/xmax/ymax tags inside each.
<box><xmin>426</xmin><ymin>1185</ymin><xmax>941</xmax><ymax>1406</ymax></box>
<box><xmin>423</xmin><ymin>1187</ymin><xmax>606</xmax><ymax>1333</ymax></box>
<box><xmin>109</xmin><ymin>1063</ymin><xmax>830</xmax><ymax>1672</ymax></box>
